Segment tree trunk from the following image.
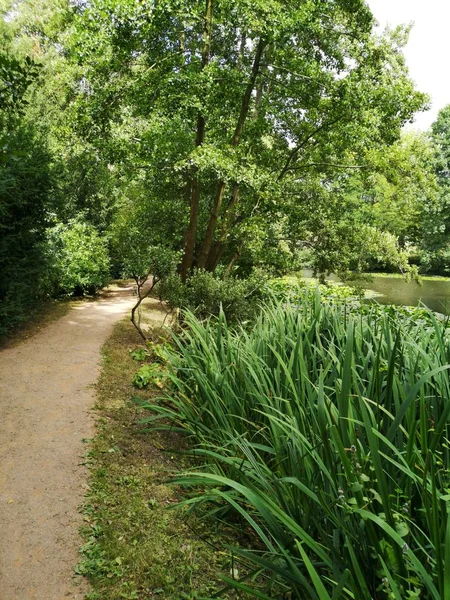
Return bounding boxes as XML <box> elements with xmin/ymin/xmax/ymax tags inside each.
<box><xmin>180</xmin><ymin>176</ymin><xmax>201</xmax><ymax>280</ymax></box>
<box><xmin>196</xmin><ymin>181</ymin><xmax>227</xmax><ymax>269</ymax></box>
<box><xmin>224</xmin><ymin>246</ymin><xmax>242</xmax><ymax>277</ymax></box>
<box><xmin>196</xmin><ymin>38</ymin><xmax>266</xmax><ymax>269</ymax></box>
<box><xmin>205</xmin><ymin>240</ymin><xmax>224</xmax><ymax>271</ymax></box>
<box><xmin>180</xmin><ymin>0</ymin><xmax>213</xmax><ymax>281</ymax></box>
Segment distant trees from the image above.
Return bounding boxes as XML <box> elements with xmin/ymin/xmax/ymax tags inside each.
<box><xmin>419</xmin><ymin>105</ymin><xmax>450</xmax><ymax>274</ymax></box>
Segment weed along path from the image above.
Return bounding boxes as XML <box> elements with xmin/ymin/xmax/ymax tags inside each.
<box><xmin>0</xmin><ymin>283</ymin><xmax>136</xmax><ymax>600</ymax></box>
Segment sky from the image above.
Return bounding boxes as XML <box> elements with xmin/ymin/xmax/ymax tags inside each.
<box><xmin>368</xmin><ymin>0</ymin><xmax>450</xmax><ymax>131</ymax></box>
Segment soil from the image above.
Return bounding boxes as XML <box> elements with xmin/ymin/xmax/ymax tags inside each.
<box><xmin>0</xmin><ymin>283</ymin><xmax>137</xmax><ymax>600</ymax></box>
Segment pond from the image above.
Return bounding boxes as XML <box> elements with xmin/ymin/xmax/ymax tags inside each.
<box><xmin>302</xmin><ymin>270</ymin><xmax>450</xmax><ymax>316</ymax></box>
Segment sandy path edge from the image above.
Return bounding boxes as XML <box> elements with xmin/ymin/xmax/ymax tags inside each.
<box><xmin>0</xmin><ymin>284</ymin><xmax>136</xmax><ymax>600</ymax></box>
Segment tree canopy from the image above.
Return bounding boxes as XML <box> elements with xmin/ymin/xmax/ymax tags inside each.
<box><xmin>66</xmin><ymin>0</ymin><xmax>427</xmax><ymax>277</ymax></box>
<box><xmin>1</xmin><ymin>0</ymin><xmax>449</xmax><ymax>334</ymax></box>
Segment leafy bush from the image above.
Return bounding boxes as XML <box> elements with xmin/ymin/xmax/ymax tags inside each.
<box><xmin>419</xmin><ymin>246</ymin><xmax>450</xmax><ymax>276</ymax></box>
<box><xmin>142</xmin><ymin>291</ymin><xmax>450</xmax><ymax>599</ymax></box>
<box><xmin>158</xmin><ymin>269</ymin><xmax>268</xmax><ymax>323</ymax></box>
<box><xmin>46</xmin><ymin>221</ymin><xmax>110</xmax><ymax>296</ymax></box>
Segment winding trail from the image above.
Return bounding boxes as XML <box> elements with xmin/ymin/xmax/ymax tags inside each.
<box><xmin>0</xmin><ymin>284</ymin><xmax>135</xmax><ymax>600</ymax></box>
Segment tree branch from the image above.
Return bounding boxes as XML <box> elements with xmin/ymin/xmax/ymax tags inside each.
<box><xmin>288</xmin><ymin>162</ymin><xmax>368</xmax><ymax>171</ymax></box>
<box><xmin>277</xmin><ymin>116</ymin><xmax>344</xmax><ymax>181</ymax></box>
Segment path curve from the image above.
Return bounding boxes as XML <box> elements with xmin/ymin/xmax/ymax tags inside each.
<box><xmin>0</xmin><ymin>284</ymin><xmax>136</xmax><ymax>600</ymax></box>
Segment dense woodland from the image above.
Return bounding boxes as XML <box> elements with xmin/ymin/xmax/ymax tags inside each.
<box><xmin>2</xmin><ymin>3</ymin><xmax>450</xmax><ymax>599</ymax></box>
<box><xmin>1</xmin><ymin>0</ymin><xmax>449</xmax><ymax>334</ymax></box>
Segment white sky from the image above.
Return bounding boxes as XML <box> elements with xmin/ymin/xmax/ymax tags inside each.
<box><xmin>368</xmin><ymin>0</ymin><xmax>450</xmax><ymax>131</ymax></box>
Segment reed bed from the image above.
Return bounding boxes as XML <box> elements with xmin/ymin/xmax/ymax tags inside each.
<box><xmin>142</xmin><ymin>290</ymin><xmax>450</xmax><ymax>599</ymax></box>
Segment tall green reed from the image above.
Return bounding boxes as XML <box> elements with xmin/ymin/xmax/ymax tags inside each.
<box><xmin>141</xmin><ymin>290</ymin><xmax>450</xmax><ymax>599</ymax></box>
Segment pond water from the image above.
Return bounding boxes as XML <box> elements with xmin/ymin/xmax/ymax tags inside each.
<box><xmin>302</xmin><ymin>270</ymin><xmax>450</xmax><ymax>316</ymax></box>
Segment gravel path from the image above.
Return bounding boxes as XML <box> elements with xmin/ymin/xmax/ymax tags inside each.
<box><xmin>0</xmin><ymin>284</ymin><xmax>135</xmax><ymax>600</ymax></box>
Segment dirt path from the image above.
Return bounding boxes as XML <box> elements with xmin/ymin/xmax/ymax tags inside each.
<box><xmin>0</xmin><ymin>283</ymin><xmax>136</xmax><ymax>600</ymax></box>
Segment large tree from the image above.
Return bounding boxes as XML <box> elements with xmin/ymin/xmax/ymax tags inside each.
<box><xmin>65</xmin><ymin>1</ymin><xmax>427</xmax><ymax>278</ymax></box>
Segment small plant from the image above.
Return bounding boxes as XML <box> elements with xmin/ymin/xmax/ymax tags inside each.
<box><xmin>132</xmin><ymin>364</ymin><xmax>167</xmax><ymax>389</ymax></box>
<box><xmin>129</xmin><ymin>348</ymin><xmax>149</xmax><ymax>362</ymax></box>
<box><xmin>123</xmin><ymin>244</ymin><xmax>180</xmax><ymax>340</ymax></box>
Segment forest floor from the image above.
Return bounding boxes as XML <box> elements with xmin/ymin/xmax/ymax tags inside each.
<box><xmin>0</xmin><ymin>282</ymin><xmax>136</xmax><ymax>600</ymax></box>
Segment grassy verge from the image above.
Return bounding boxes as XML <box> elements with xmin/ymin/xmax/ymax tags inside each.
<box><xmin>78</xmin><ymin>313</ymin><xmax>250</xmax><ymax>600</ymax></box>
<box><xmin>0</xmin><ymin>297</ymin><xmax>73</xmax><ymax>349</ymax></box>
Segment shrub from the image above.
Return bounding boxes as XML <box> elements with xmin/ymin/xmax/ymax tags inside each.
<box><xmin>158</xmin><ymin>269</ymin><xmax>268</xmax><ymax>324</ymax></box>
<box><xmin>47</xmin><ymin>220</ymin><xmax>110</xmax><ymax>295</ymax></box>
<box><xmin>267</xmin><ymin>275</ymin><xmax>364</xmax><ymax>304</ymax></box>
<box><xmin>142</xmin><ymin>290</ymin><xmax>450</xmax><ymax>599</ymax></box>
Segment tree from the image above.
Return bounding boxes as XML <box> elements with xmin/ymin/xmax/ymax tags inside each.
<box><xmin>342</xmin><ymin>132</ymin><xmax>438</xmax><ymax>250</ymax></box>
<box><xmin>0</xmin><ymin>25</ymin><xmax>53</xmax><ymax>333</ymax></box>
<box><xmin>420</xmin><ymin>105</ymin><xmax>450</xmax><ymax>274</ymax></box>
<box><xmin>68</xmin><ymin>0</ymin><xmax>427</xmax><ymax>278</ymax></box>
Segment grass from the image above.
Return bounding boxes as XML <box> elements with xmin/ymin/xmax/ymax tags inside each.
<box><xmin>140</xmin><ymin>289</ymin><xmax>450</xmax><ymax>599</ymax></box>
<box><xmin>78</xmin><ymin>314</ymin><xmax>255</xmax><ymax>600</ymax></box>
<box><xmin>0</xmin><ymin>297</ymin><xmax>73</xmax><ymax>349</ymax></box>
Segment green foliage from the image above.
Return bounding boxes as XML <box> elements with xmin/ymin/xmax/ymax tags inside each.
<box><xmin>268</xmin><ymin>276</ymin><xmax>363</xmax><ymax>303</ymax></box>
<box><xmin>67</xmin><ymin>0</ymin><xmax>427</xmax><ymax>277</ymax></box>
<box><xmin>158</xmin><ymin>269</ymin><xmax>267</xmax><ymax>324</ymax></box>
<box><xmin>132</xmin><ymin>364</ymin><xmax>163</xmax><ymax>389</ymax></box>
<box><xmin>129</xmin><ymin>348</ymin><xmax>149</xmax><ymax>362</ymax></box>
<box><xmin>1</xmin><ymin>0</ymin><xmax>437</xmax><ymax>333</ymax></box>
<box><xmin>111</xmin><ymin>205</ymin><xmax>181</xmax><ymax>283</ymax></box>
<box><xmin>46</xmin><ymin>220</ymin><xmax>110</xmax><ymax>295</ymax></box>
<box><xmin>419</xmin><ymin>246</ymin><xmax>450</xmax><ymax>276</ymax></box>
<box><xmin>417</xmin><ymin>105</ymin><xmax>450</xmax><ymax>275</ymax></box>
<box><xmin>142</xmin><ymin>291</ymin><xmax>450</xmax><ymax>598</ymax></box>
<box><xmin>0</xmin><ymin>30</ymin><xmax>54</xmax><ymax>336</ymax></box>
<box><xmin>0</xmin><ymin>124</ymin><xmax>53</xmax><ymax>335</ymax></box>
<box><xmin>346</xmin><ymin>133</ymin><xmax>438</xmax><ymax>249</ymax></box>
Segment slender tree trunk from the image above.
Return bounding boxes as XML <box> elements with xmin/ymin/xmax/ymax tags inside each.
<box><xmin>130</xmin><ymin>275</ymin><xmax>158</xmax><ymax>341</ymax></box>
<box><xmin>196</xmin><ymin>181</ymin><xmax>226</xmax><ymax>269</ymax></box>
<box><xmin>202</xmin><ymin>185</ymin><xmax>239</xmax><ymax>269</ymax></box>
<box><xmin>180</xmin><ymin>0</ymin><xmax>213</xmax><ymax>281</ymax></box>
<box><xmin>196</xmin><ymin>39</ymin><xmax>266</xmax><ymax>269</ymax></box>
<box><xmin>203</xmin><ymin>66</ymin><xmax>266</xmax><ymax>271</ymax></box>
<box><xmin>224</xmin><ymin>246</ymin><xmax>242</xmax><ymax>277</ymax></box>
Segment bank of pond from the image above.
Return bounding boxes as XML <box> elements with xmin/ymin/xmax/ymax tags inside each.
<box><xmin>302</xmin><ymin>269</ymin><xmax>450</xmax><ymax>316</ymax></box>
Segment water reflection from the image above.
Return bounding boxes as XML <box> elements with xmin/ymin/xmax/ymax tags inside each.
<box><xmin>302</xmin><ymin>270</ymin><xmax>450</xmax><ymax>316</ymax></box>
